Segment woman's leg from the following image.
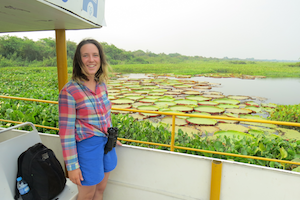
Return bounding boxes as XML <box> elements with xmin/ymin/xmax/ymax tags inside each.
<box><xmin>76</xmin><ymin>172</ymin><xmax>110</xmax><ymax>200</ymax></box>
<box><xmin>92</xmin><ymin>172</ymin><xmax>110</xmax><ymax>200</ymax></box>
<box><xmin>77</xmin><ymin>185</ymin><xmax>96</xmax><ymax>200</ymax></box>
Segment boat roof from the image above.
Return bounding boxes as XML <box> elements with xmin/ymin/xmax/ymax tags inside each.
<box><xmin>0</xmin><ymin>0</ymin><xmax>105</xmax><ymax>33</ymax></box>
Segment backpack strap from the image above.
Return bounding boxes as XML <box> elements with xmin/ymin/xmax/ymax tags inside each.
<box><xmin>30</xmin><ymin>143</ymin><xmax>45</xmax><ymax>154</ymax></box>
<box><xmin>14</xmin><ymin>151</ymin><xmax>26</xmax><ymax>200</ymax></box>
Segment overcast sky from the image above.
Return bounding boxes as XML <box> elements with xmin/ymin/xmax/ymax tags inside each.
<box><xmin>1</xmin><ymin>0</ymin><xmax>300</xmax><ymax>60</ymax></box>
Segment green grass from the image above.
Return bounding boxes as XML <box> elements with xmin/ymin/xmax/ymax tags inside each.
<box><xmin>111</xmin><ymin>60</ymin><xmax>300</xmax><ymax>77</ymax></box>
<box><xmin>1</xmin><ymin>60</ymin><xmax>299</xmax><ymax>78</ymax></box>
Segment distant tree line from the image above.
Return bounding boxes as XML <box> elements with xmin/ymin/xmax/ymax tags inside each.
<box><xmin>0</xmin><ymin>35</ymin><xmax>211</xmax><ymax>67</ymax></box>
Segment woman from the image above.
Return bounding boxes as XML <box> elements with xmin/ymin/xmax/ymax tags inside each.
<box><xmin>58</xmin><ymin>39</ymin><xmax>121</xmax><ymax>200</ymax></box>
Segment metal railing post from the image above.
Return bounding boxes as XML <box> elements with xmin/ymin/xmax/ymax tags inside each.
<box><xmin>210</xmin><ymin>160</ymin><xmax>222</xmax><ymax>200</ymax></box>
<box><xmin>170</xmin><ymin>115</ymin><xmax>176</xmax><ymax>151</ymax></box>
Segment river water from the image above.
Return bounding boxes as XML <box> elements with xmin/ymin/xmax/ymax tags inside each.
<box><xmin>122</xmin><ymin>74</ymin><xmax>300</xmax><ymax>105</ymax></box>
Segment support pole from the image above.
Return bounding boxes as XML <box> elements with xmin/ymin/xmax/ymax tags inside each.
<box><xmin>55</xmin><ymin>29</ymin><xmax>68</xmax><ymax>92</ymax></box>
<box><xmin>170</xmin><ymin>115</ymin><xmax>176</xmax><ymax>151</ymax></box>
<box><xmin>210</xmin><ymin>160</ymin><xmax>222</xmax><ymax>200</ymax></box>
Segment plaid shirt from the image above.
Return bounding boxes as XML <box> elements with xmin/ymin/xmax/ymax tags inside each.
<box><xmin>58</xmin><ymin>80</ymin><xmax>112</xmax><ymax>171</ymax></box>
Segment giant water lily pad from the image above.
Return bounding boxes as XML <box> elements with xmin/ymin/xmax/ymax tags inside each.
<box><xmin>146</xmin><ymin>95</ymin><xmax>161</xmax><ymax>99</ymax></box>
<box><xmin>224</xmin><ymin>113</ymin><xmax>239</xmax><ymax>118</ymax></box>
<box><xmin>248</xmin><ymin>129</ymin><xmax>265</xmax><ymax>136</ymax></box>
<box><xmin>240</xmin><ymin>114</ymin><xmax>266</xmax><ymax>120</ymax></box>
<box><xmin>114</xmin><ymin>86</ymin><xmax>125</xmax><ymax>90</ymax></box>
<box><xmin>139</xmin><ymin>112</ymin><xmax>160</xmax><ymax>117</ymax></box>
<box><xmin>261</xmin><ymin>103</ymin><xmax>277</xmax><ymax>108</ymax></box>
<box><xmin>186</xmin><ymin>95</ymin><xmax>211</xmax><ymax>101</ymax></box>
<box><xmin>154</xmin><ymin>101</ymin><xmax>176</xmax><ymax>107</ymax></box>
<box><xmin>226</xmin><ymin>108</ymin><xmax>252</xmax><ymax>114</ymax></box>
<box><xmin>240</xmin><ymin>122</ymin><xmax>278</xmax><ymax>128</ymax></box>
<box><xmin>108</xmin><ymin>83</ymin><xmax>122</xmax><ymax>86</ymax></box>
<box><xmin>151</xmin><ymin>89</ymin><xmax>168</xmax><ymax>92</ymax></box>
<box><xmin>126</xmin><ymin>95</ymin><xmax>145</xmax><ymax>101</ymax></box>
<box><xmin>248</xmin><ymin>126</ymin><xmax>277</xmax><ymax>135</ymax></box>
<box><xmin>115</xmin><ymin>95</ymin><xmax>126</xmax><ymax>98</ymax></box>
<box><xmin>217</xmin><ymin>104</ymin><xmax>239</xmax><ymax>109</ymax></box>
<box><xmin>198</xmin><ymin>101</ymin><xmax>220</xmax><ymax>106</ymax></box>
<box><xmin>212</xmin><ymin>98</ymin><xmax>240</xmax><ymax>105</ymax></box>
<box><xmin>189</xmin><ymin>112</ymin><xmax>212</xmax><ymax>117</ymax></box>
<box><xmin>196</xmin><ymin>126</ymin><xmax>220</xmax><ymax>135</ymax></box>
<box><xmin>119</xmin><ymin>89</ymin><xmax>132</xmax><ymax>93</ymax></box>
<box><xmin>277</xmin><ymin>128</ymin><xmax>300</xmax><ymax>140</ymax></box>
<box><xmin>186</xmin><ymin>117</ymin><xmax>217</xmax><ymax>126</ymax></box>
<box><xmin>182</xmin><ymin>90</ymin><xmax>201</xmax><ymax>95</ymax></box>
<box><xmin>202</xmin><ymin>94</ymin><xmax>225</xmax><ymax>99</ymax></box>
<box><xmin>126</xmin><ymin>85</ymin><xmax>142</xmax><ymax>90</ymax></box>
<box><xmin>165</xmin><ymin>91</ymin><xmax>182</xmax><ymax>95</ymax></box>
<box><xmin>142</xmin><ymin>86</ymin><xmax>159</xmax><ymax>89</ymax></box>
<box><xmin>174</xmin><ymin>99</ymin><xmax>198</xmax><ymax>105</ymax></box>
<box><xmin>194</xmin><ymin>106</ymin><xmax>225</xmax><ymax>114</ymax></box>
<box><xmin>157</xmin><ymin>97</ymin><xmax>176</xmax><ymax>101</ymax></box>
<box><xmin>161</xmin><ymin>117</ymin><xmax>188</xmax><ymax>126</ymax></box>
<box><xmin>174</xmin><ymin>84</ymin><xmax>193</xmax><ymax>89</ymax></box>
<box><xmin>244</xmin><ymin>106</ymin><xmax>262</xmax><ymax>113</ymax></box>
<box><xmin>174</xmin><ymin>126</ymin><xmax>201</xmax><ymax>137</ymax></box>
<box><xmin>173</xmin><ymin>89</ymin><xmax>184</xmax><ymax>93</ymax></box>
<box><xmin>166</xmin><ymin>126</ymin><xmax>201</xmax><ymax>137</ymax></box>
<box><xmin>158</xmin><ymin>109</ymin><xmax>188</xmax><ymax>118</ymax></box>
<box><xmin>214</xmin><ymin>130</ymin><xmax>254</xmax><ymax>139</ymax></box>
<box><xmin>108</xmin><ymin>91</ymin><xmax>121</xmax><ymax>96</ymax></box>
<box><xmin>148</xmin><ymin>92</ymin><xmax>164</xmax><ymax>96</ymax></box>
<box><xmin>137</xmin><ymin>105</ymin><xmax>159</xmax><ymax>111</ymax></box>
<box><xmin>129</xmin><ymin>114</ymin><xmax>147</xmax><ymax>120</ymax></box>
<box><xmin>111</xmin><ymin>104</ymin><xmax>132</xmax><ymax>109</ymax></box>
<box><xmin>139</xmin><ymin>98</ymin><xmax>158</xmax><ymax>103</ymax></box>
<box><xmin>134</xmin><ymin>90</ymin><xmax>151</xmax><ymax>94</ymax></box>
<box><xmin>108</xmin><ymin>89</ymin><xmax>120</xmax><ymax>93</ymax></box>
<box><xmin>216</xmin><ymin>115</ymin><xmax>239</xmax><ymax>124</ymax></box>
<box><xmin>227</xmin><ymin>95</ymin><xmax>251</xmax><ymax>100</ymax></box>
<box><xmin>193</xmin><ymin>86</ymin><xmax>212</xmax><ymax>90</ymax></box>
<box><xmin>108</xmin><ymin>95</ymin><xmax>117</xmax><ymax>100</ymax></box>
<box><xmin>216</xmin><ymin>123</ymin><xmax>249</xmax><ymax>133</ymax></box>
<box><xmin>176</xmin><ymin>75</ymin><xmax>192</xmax><ymax>78</ymax></box>
<box><xmin>111</xmin><ymin>98</ymin><xmax>134</xmax><ymax>104</ymax></box>
<box><xmin>123</xmin><ymin>93</ymin><xmax>141</xmax><ymax>96</ymax></box>
<box><xmin>169</xmin><ymin>105</ymin><xmax>194</xmax><ymax>112</ymax></box>
<box><xmin>245</xmin><ymin>101</ymin><xmax>260</xmax><ymax>107</ymax></box>
<box><xmin>131</xmin><ymin>102</ymin><xmax>152</xmax><ymax>108</ymax></box>
<box><xmin>203</xmin><ymin>91</ymin><xmax>223</xmax><ymax>95</ymax></box>
<box><xmin>111</xmin><ymin>110</ymin><xmax>131</xmax><ymax>114</ymax></box>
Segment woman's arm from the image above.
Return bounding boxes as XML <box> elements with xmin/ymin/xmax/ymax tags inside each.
<box><xmin>58</xmin><ymin>88</ymin><xmax>80</xmax><ymax>171</ymax></box>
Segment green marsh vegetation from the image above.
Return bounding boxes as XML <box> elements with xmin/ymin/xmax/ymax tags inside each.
<box><xmin>1</xmin><ymin>36</ymin><xmax>300</xmax><ymax>170</ymax></box>
<box><xmin>1</xmin><ymin>68</ymin><xmax>300</xmax><ymax>170</ymax></box>
<box><xmin>112</xmin><ymin>61</ymin><xmax>300</xmax><ymax>77</ymax></box>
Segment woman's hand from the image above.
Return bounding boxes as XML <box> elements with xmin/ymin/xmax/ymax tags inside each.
<box><xmin>117</xmin><ymin>140</ymin><xmax>122</xmax><ymax>146</ymax></box>
<box><xmin>68</xmin><ymin>168</ymin><xmax>84</xmax><ymax>186</ymax></box>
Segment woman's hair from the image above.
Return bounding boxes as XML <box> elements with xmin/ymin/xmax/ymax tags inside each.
<box><xmin>72</xmin><ymin>39</ymin><xmax>110</xmax><ymax>84</ymax></box>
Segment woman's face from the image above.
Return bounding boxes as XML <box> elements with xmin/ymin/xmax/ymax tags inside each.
<box><xmin>80</xmin><ymin>43</ymin><xmax>101</xmax><ymax>79</ymax></box>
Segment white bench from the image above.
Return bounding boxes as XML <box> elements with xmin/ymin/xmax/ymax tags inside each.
<box><xmin>0</xmin><ymin>122</ymin><xmax>78</xmax><ymax>200</ymax></box>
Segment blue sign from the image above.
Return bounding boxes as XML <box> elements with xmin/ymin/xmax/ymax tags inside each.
<box><xmin>62</xmin><ymin>0</ymin><xmax>68</xmax><ymax>2</ymax></box>
<box><xmin>83</xmin><ymin>0</ymin><xmax>98</xmax><ymax>18</ymax></box>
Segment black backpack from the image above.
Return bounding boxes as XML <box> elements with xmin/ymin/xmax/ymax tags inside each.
<box><xmin>14</xmin><ymin>143</ymin><xmax>66</xmax><ymax>200</ymax></box>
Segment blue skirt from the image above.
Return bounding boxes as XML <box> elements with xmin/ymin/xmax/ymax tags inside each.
<box><xmin>76</xmin><ymin>136</ymin><xmax>117</xmax><ymax>186</ymax></box>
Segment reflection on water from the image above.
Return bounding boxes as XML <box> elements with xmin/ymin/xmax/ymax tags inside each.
<box><xmin>123</xmin><ymin>74</ymin><xmax>300</xmax><ymax>105</ymax></box>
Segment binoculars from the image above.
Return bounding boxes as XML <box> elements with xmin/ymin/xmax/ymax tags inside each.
<box><xmin>104</xmin><ymin>127</ymin><xmax>118</xmax><ymax>154</ymax></box>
